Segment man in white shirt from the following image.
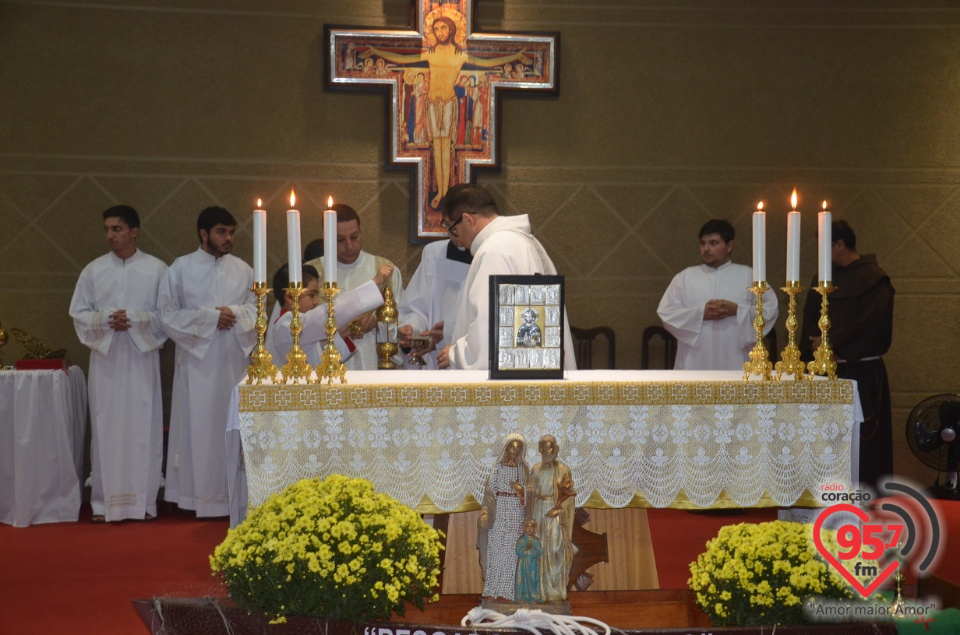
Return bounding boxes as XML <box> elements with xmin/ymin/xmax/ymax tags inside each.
<box><xmin>157</xmin><ymin>206</ymin><xmax>257</xmax><ymax>517</ymax></box>
<box><xmin>69</xmin><ymin>205</ymin><xmax>168</xmax><ymax>523</ymax></box>
<box><xmin>305</xmin><ymin>204</ymin><xmax>404</xmax><ymax>370</ymax></box>
<box><xmin>435</xmin><ymin>184</ymin><xmax>576</xmax><ymax>371</ymax></box>
<box><xmin>657</xmin><ymin>219</ymin><xmax>778</xmax><ymax>370</ymax></box>
<box><xmin>397</xmin><ymin>236</ymin><xmax>472</xmax><ymax>368</ymax></box>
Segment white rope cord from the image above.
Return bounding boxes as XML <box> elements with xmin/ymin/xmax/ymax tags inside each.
<box><xmin>462</xmin><ymin>607</ymin><xmax>613</xmax><ymax>635</ymax></box>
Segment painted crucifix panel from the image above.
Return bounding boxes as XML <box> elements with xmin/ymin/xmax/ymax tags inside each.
<box><xmin>325</xmin><ymin>0</ymin><xmax>559</xmax><ymax>242</ymax></box>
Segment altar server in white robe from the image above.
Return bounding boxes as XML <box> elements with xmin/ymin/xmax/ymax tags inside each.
<box><xmin>657</xmin><ymin>218</ymin><xmax>778</xmax><ymax>371</ymax></box>
<box><xmin>158</xmin><ymin>206</ymin><xmax>257</xmax><ymax>517</ymax></box>
<box><xmin>70</xmin><ymin>205</ymin><xmax>168</xmax><ymax>523</ymax></box>
<box><xmin>266</xmin><ymin>262</ymin><xmax>390</xmax><ymax>366</ymax></box>
<box><xmin>397</xmin><ymin>237</ymin><xmax>472</xmax><ymax>369</ymax></box>
<box><xmin>435</xmin><ymin>184</ymin><xmax>577</xmax><ymax>371</ymax></box>
<box><xmin>304</xmin><ymin>204</ymin><xmax>404</xmax><ymax>370</ymax></box>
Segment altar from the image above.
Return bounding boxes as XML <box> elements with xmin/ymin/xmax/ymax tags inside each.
<box><xmin>234</xmin><ymin>369</ymin><xmax>860</xmax><ymax>512</ymax></box>
<box><xmin>231</xmin><ymin>369</ymin><xmax>861</xmax><ymax>591</ymax></box>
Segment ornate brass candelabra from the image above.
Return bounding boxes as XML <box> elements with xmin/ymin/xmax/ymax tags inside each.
<box><xmin>376</xmin><ymin>283</ymin><xmax>399</xmax><ymax>370</ymax></box>
<box><xmin>245</xmin><ymin>283</ymin><xmax>278</xmax><ymax>385</ymax></box>
<box><xmin>806</xmin><ymin>282</ymin><xmax>838</xmax><ymax>380</ymax></box>
<box><xmin>316</xmin><ymin>283</ymin><xmax>347</xmax><ymax>385</ymax></box>
<box><xmin>0</xmin><ymin>320</ymin><xmax>8</xmax><ymax>368</ymax></box>
<box><xmin>280</xmin><ymin>283</ymin><xmax>312</xmax><ymax>384</ymax></box>
<box><xmin>775</xmin><ymin>282</ymin><xmax>807</xmax><ymax>380</ymax></box>
<box><xmin>887</xmin><ymin>543</ymin><xmax>908</xmax><ymax>615</ymax></box>
<box><xmin>743</xmin><ymin>282</ymin><xmax>773</xmax><ymax>380</ymax></box>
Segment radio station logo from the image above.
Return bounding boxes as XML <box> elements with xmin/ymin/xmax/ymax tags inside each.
<box><xmin>807</xmin><ymin>477</ymin><xmax>945</xmax><ymax>621</ymax></box>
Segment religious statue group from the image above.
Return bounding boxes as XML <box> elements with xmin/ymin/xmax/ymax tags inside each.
<box><xmin>478</xmin><ymin>433</ymin><xmax>577</xmax><ymax>610</ymax></box>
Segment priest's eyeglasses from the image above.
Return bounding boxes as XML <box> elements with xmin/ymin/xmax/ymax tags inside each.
<box><xmin>441</xmin><ymin>214</ymin><xmax>466</xmax><ymax>237</ymax></box>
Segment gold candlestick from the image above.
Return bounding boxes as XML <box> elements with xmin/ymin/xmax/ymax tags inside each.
<box><xmin>280</xmin><ymin>283</ymin><xmax>311</xmax><ymax>384</ymax></box>
<box><xmin>245</xmin><ymin>283</ymin><xmax>278</xmax><ymax>385</ymax></box>
<box><xmin>316</xmin><ymin>283</ymin><xmax>347</xmax><ymax>385</ymax></box>
<box><xmin>743</xmin><ymin>281</ymin><xmax>773</xmax><ymax>381</ymax></box>
<box><xmin>887</xmin><ymin>542</ymin><xmax>908</xmax><ymax>614</ymax></box>
<box><xmin>775</xmin><ymin>282</ymin><xmax>807</xmax><ymax>380</ymax></box>
<box><xmin>806</xmin><ymin>282</ymin><xmax>837</xmax><ymax>380</ymax></box>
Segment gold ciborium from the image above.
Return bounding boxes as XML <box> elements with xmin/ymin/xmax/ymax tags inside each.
<box><xmin>246</xmin><ymin>283</ymin><xmax>278</xmax><ymax>385</ymax></box>
<box><xmin>743</xmin><ymin>281</ymin><xmax>773</xmax><ymax>381</ymax></box>
<box><xmin>316</xmin><ymin>283</ymin><xmax>347</xmax><ymax>385</ymax></box>
<box><xmin>775</xmin><ymin>282</ymin><xmax>807</xmax><ymax>380</ymax></box>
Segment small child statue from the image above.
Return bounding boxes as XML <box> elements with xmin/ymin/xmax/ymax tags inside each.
<box><xmin>514</xmin><ymin>518</ymin><xmax>543</xmax><ymax>604</ymax></box>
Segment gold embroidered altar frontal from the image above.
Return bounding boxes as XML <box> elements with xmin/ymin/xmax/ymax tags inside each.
<box><xmin>236</xmin><ymin>370</ymin><xmax>861</xmax><ymax>513</ymax></box>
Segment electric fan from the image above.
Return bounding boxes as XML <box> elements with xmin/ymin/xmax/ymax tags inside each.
<box><xmin>905</xmin><ymin>394</ymin><xmax>960</xmax><ymax>499</ymax></box>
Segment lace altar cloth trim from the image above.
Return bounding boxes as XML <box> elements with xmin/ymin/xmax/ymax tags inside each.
<box><xmin>238</xmin><ymin>378</ymin><xmax>857</xmax><ymax>512</ymax></box>
<box><xmin>239</xmin><ymin>379</ymin><xmax>855</xmax><ymax>411</ymax></box>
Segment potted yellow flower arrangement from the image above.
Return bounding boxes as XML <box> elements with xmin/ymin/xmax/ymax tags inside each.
<box><xmin>210</xmin><ymin>474</ymin><xmax>444</xmax><ymax>624</ymax></box>
<box><xmin>689</xmin><ymin>520</ymin><xmax>855</xmax><ymax>626</ymax></box>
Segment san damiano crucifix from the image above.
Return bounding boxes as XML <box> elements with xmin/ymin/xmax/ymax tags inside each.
<box><xmin>325</xmin><ymin>0</ymin><xmax>559</xmax><ymax>242</ymax></box>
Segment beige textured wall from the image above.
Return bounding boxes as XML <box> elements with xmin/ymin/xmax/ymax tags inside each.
<box><xmin>2</xmin><ymin>1</ymin><xmax>958</xmax><ymax>486</ymax></box>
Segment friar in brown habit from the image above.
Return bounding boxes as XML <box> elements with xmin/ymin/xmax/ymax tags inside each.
<box><xmin>800</xmin><ymin>219</ymin><xmax>895</xmax><ymax>490</ymax></box>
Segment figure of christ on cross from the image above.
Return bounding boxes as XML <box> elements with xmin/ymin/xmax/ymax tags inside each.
<box><xmin>359</xmin><ymin>15</ymin><xmax>531</xmax><ymax>209</ymax></box>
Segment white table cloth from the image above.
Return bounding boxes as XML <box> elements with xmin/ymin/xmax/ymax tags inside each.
<box><xmin>0</xmin><ymin>367</ymin><xmax>86</xmax><ymax>527</ymax></box>
<box><xmin>229</xmin><ymin>370</ymin><xmax>861</xmax><ymax>524</ymax></box>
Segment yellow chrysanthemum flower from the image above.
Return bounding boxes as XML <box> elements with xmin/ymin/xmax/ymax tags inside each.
<box><xmin>209</xmin><ymin>474</ymin><xmax>442</xmax><ymax>624</ymax></box>
<box><xmin>689</xmin><ymin>520</ymin><xmax>854</xmax><ymax>626</ymax></box>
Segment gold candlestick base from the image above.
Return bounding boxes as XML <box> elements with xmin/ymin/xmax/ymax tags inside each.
<box><xmin>316</xmin><ymin>283</ymin><xmax>347</xmax><ymax>385</ymax></box>
<box><xmin>775</xmin><ymin>282</ymin><xmax>807</xmax><ymax>380</ymax></box>
<box><xmin>246</xmin><ymin>283</ymin><xmax>279</xmax><ymax>385</ymax></box>
<box><xmin>743</xmin><ymin>281</ymin><xmax>772</xmax><ymax>381</ymax></box>
<box><xmin>280</xmin><ymin>283</ymin><xmax>312</xmax><ymax>384</ymax></box>
<box><xmin>806</xmin><ymin>282</ymin><xmax>837</xmax><ymax>380</ymax></box>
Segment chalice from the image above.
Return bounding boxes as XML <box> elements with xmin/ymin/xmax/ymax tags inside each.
<box><xmin>407</xmin><ymin>334</ymin><xmax>430</xmax><ymax>367</ymax></box>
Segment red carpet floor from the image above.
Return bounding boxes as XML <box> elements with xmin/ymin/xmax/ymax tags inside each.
<box><xmin>1</xmin><ymin>502</ymin><xmax>957</xmax><ymax>634</ymax></box>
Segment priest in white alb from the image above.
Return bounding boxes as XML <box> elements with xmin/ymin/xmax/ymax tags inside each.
<box><xmin>435</xmin><ymin>184</ymin><xmax>577</xmax><ymax>371</ymax></box>
<box><xmin>657</xmin><ymin>219</ymin><xmax>778</xmax><ymax>370</ymax></box>
<box><xmin>157</xmin><ymin>206</ymin><xmax>257</xmax><ymax>518</ymax></box>
<box><xmin>397</xmin><ymin>236</ymin><xmax>472</xmax><ymax>369</ymax></box>
<box><xmin>304</xmin><ymin>203</ymin><xmax>404</xmax><ymax>370</ymax></box>
<box><xmin>70</xmin><ymin>205</ymin><xmax>168</xmax><ymax>523</ymax></box>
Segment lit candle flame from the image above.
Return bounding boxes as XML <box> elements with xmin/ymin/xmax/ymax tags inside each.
<box><xmin>256</xmin><ymin>198</ymin><xmax>262</xmax><ymax>208</ymax></box>
<box><xmin>791</xmin><ymin>189</ymin><xmax>798</xmax><ymax>210</ymax></box>
<box><xmin>822</xmin><ymin>200</ymin><xmax>828</xmax><ymax>211</ymax></box>
<box><xmin>290</xmin><ymin>190</ymin><xmax>296</xmax><ymax>207</ymax></box>
<box><xmin>757</xmin><ymin>201</ymin><xmax>763</xmax><ymax>211</ymax></box>
<box><xmin>327</xmin><ymin>196</ymin><xmax>334</xmax><ymax>208</ymax></box>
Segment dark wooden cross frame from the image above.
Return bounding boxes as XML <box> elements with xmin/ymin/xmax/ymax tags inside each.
<box><xmin>324</xmin><ymin>0</ymin><xmax>559</xmax><ymax>243</ymax></box>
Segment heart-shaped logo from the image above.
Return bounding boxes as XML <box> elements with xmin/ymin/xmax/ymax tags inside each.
<box><xmin>813</xmin><ymin>503</ymin><xmax>900</xmax><ymax>598</ymax></box>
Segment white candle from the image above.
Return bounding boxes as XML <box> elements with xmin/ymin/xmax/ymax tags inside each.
<box><xmin>323</xmin><ymin>196</ymin><xmax>338</xmax><ymax>285</ymax></box>
<box><xmin>287</xmin><ymin>191</ymin><xmax>302</xmax><ymax>285</ymax></box>
<box><xmin>752</xmin><ymin>201</ymin><xmax>766</xmax><ymax>283</ymax></box>
<box><xmin>818</xmin><ymin>201</ymin><xmax>832</xmax><ymax>284</ymax></box>
<box><xmin>252</xmin><ymin>198</ymin><xmax>267</xmax><ymax>284</ymax></box>
<box><xmin>786</xmin><ymin>189</ymin><xmax>801</xmax><ymax>283</ymax></box>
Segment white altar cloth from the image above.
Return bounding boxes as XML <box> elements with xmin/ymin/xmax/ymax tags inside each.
<box><xmin>230</xmin><ymin>370</ymin><xmax>861</xmax><ymax>524</ymax></box>
<box><xmin>0</xmin><ymin>367</ymin><xmax>86</xmax><ymax>527</ymax></box>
